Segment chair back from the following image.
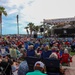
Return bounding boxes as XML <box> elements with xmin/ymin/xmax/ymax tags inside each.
<box><xmin>61</xmin><ymin>53</ymin><xmax>69</xmax><ymax>63</ymax></box>
<box><xmin>25</xmin><ymin>56</ymin><xmax>41</xmax><ymax>71</ymax></box>
<box><xmin>43</xmin><ymin>58</ymin><xmax>60</xmax><ymax>73</ymax></box>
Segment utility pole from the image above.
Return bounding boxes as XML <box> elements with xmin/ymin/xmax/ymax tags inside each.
<box><xmin>17</xmin><ymin>15</ymin><xmax>19</xmax><ymax>35</ymax></box>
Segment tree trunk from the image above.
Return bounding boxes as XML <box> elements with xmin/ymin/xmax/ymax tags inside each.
<box><xmin>26</xmin><ymin>29</ymin><xmax>29</xmax><ymax>36</ymax></box>
<box><xmin>30</xmin><ymin>30</ymin><xmax>32</xmax><ymax>37</ymax></box>
<box><xmin>0</xmin><ymin>12</ymin><xmax>2</xmax><ymax>36</ymax></box>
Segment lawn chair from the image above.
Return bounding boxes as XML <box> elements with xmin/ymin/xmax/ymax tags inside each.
<box><xmin>61</xmin><ymin>53</ymin><xmax>72</xmax><ymax>66</ymax></box>
<box><xmin>25</xmin><ymin>56</ymin><xmax>41</xmax><ymax>71</ymax></box>
<box><xmin>43</xmin><ymin>58</ymin><xmax>60</xmax><ymax>75</ymax></box>
<box><xmin>0</xmin><ymin>61</ymin><xmax>12</xmax><ymax>75</ymax></box>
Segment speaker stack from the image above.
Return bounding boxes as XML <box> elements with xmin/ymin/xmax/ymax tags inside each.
<box><xmin>40</xmin><ymin>28</ymin><xmax>44</xmax><ymax>32</ymax></box>
<box><xmin>33</xmin><ymin>34</ymin><xmax>37</xmax><ymax>38</ymax></box>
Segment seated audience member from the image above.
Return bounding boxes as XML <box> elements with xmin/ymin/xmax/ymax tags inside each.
<box><xmin>59</xmin><ymin>47</ymin><xmax>64</xmax><ymax>57</ymax></box>
<box><xmin>35</xmin><ymin>47</ymin><xmax>42</xmax><ymax>57</ymax></box>
<box><xmin>9</xmin><ymin>46</ymin><xmax>17</xmax><ymax>60</ymax></box>
<box><xmin>49</xmin><ymin>53</ymin><xmax>65</xmax><ymax>74</ymax></box>
<box><xmin>49</xmin><ymin>52</ymin><xmax>58</xmax><ymax>59</ymax></box>
<box><xmin>5</xmin><ymin>45</ymin><xmax>10</xmax><ymax>53</ymax></box>
<box><xmin>27</xmin><ymin>45</ymin><xmax>35</xmax><ymax>56</ymax></box>
<box><xmin>18</xmin><ymin>60</ymin><xmax>29</xmax><ymax>75</ymax></box>
<box><xmin>20</xmin><ymin>48</ymin><xmax>27</xmax><ymax>58</ymax></box>
<box><xmin>24</xmin><ymin>41</ymin><xmax>29</xmax><ymax>50</ymax></box>
<box><xmin>60</xmin><ymin>48</ymin><xmax>72</xmax><ymax>66</ymax></box>
<box><xmin>34</xmin><ymin>41</ymin><xmax>40</xmax><ymax>50</ymax></box>
<box><xmin>26</xmin><ymin>61</ymin><xmax>47</xmax><ymax>75</ymax></box>
<box><xmin>56</xmin><ymin>49</ymin><xmax>61</xmax><ymax>59</ymax></box>
<box><xmin>0</xmin><ymin>47</ymin><xmax>9</xmax><ymax>57</ymax></box>
<box><xmin>51</xmin><ymin>46</ymin><xmax>57</xmax><ymax>52</ymax></box>
<box><xmin>11</xmin><ymin>61</ymin><xmax>16</xmax><ymax>72</ymax></box>
<box><xmin>12</xmin><ymin>60</ymin><xmax>20</xmax><ymax>72</ymax></box>
<box><xmin>41</xmin><ymin>45</ymin><xmax>52</xmax><ymax>58</ymax></box>
<box><xmin>71</xmin><ymin>40</ymin><xmax>75</xmax><ymax>51</ymax></box>
<box><xmin>5</xmin><ymin>54</ymin><xmax>13</xmax><ymax>65</ymax></box>
<box><xmin>40</xmin><ymin>45</ymin><xmax>44</xmax><ymax>51</ymax></box>
<box><xmin>0</xmin><ymin>55</ymin><xmax>12</xmax><ymax>75</ymax></box>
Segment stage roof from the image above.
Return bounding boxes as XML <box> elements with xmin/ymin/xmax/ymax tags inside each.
<box><xmin>43</xmin><ymin>17</ymin><xmax>75</xmax><ymax>26</ymax></box>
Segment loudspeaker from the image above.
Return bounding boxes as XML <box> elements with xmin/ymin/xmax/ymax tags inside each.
<box><xmin>33</xmin><ymin>34</ymin><xmax>37</xmax><ymax>38</ymax></box>
<box><xmin>40</xmin><ymin>28</ymin><xmax>44</xmax><ymax>32</ymax></box>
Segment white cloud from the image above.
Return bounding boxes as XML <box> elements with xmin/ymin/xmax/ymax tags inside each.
<box><xmin>19</xmin><ymin>0</ymin><xmax>75</xmax><ymax>25</ymax></box>
<box><xmin>2</xmin><ymin>0</ymin><xmax>75</xmax><ymax>20</ymax></box>
<box><xmin>8</xmin><ymin>9</ymin><xmax>18</xmax><ymax>15</ymax></box>
<box><xmin>5</xmin><ymin>0</ymin><xmax>34</xmax><ymax>8</ymax></box>
<box><xmin>1</xmin><ymin>0</ymin><xmax>75</xmax><ymax>34</ymax></box>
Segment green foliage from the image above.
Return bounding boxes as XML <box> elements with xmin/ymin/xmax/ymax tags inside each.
<box><xmin>28</xmin><ymin>22</ymin><xmax>34</xmax><ymax>30</ymax></box>
<box><xmin>33</xmin><ymin>25</ymin><xmax>40</xmax><ymax>32</ymax></box>
<box><xmin>0</xmin><ymin>6</ymin><xmax>7</xmax><ymax>16</ymax></box>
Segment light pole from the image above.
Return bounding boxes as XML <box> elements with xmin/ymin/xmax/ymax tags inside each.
<box><xmin>17</xmin><ymin>15</ymin><xmax>19</xmax><ymax>35</ymax></box>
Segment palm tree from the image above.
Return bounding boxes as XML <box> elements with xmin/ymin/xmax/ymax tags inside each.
<box><xmin>24</xmin><ymin>26</ymin><xmax>29</xmax><ymax>35</ymax></box>
<box><xmin>33</xmin><ymin>25</ymin><xmax>40</xmax><ymax>37</ymax></box>
<box><xmin>0</xmin><ymin>6</ymin><xmax>7</xmax><ymax>35</ymax></box>
<box><xmin>33</xmin><ymin>25</ymin><xmax>39</xmax><ymax>33</ymax></box>
<box><xmin>27</xmin><ymin>22</ymin><xmax>34</xmax><ymax>36</ymax></box>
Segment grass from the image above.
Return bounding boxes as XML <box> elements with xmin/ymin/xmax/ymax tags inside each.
<box><xmin>70</xmin><ymin>51</ymin><xmax>75</xmax><ymax>56</ymax></box>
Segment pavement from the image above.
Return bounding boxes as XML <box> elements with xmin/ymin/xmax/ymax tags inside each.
<box><xmin>64</xmin><ymin>55</ymin><xmax>75</xmax><ymax>75</ymax></box>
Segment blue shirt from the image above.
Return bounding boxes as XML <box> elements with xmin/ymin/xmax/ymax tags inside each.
<box><xmin>41</xmin><ymin>50</ymin><xmax>52</xmax><ymax>58</ymax></box>
<box><xmin>24</xmin><ymin>42</ymin><xmax>29</xmax><ymax>50</ymax></box>
<box><xmin>34</xmin><ymin>43</ymin><xmax>40</xmax><ymax>49</ymax></box>
<box><xmin>27</xmin><ymin>49</ymin><xmax>35</xmax><ymax>56</ymax></box>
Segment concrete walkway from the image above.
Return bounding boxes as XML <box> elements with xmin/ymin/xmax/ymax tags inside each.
<box><xmin>64</xmin><ymin>55</ymin><xmax>75</xmax><ymax>75</ymax></box>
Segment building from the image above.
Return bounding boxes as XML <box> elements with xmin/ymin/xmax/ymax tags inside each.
<box><xmin>43</xmin><ymin>17</ymin><xmax>75</xmax><ymax>37</ymax></box>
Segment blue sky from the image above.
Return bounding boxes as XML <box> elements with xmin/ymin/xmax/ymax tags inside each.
<box><xmin>0</xmin><ymin>0</ymin><xmax>75</xmax><ymax>34</ymax></box>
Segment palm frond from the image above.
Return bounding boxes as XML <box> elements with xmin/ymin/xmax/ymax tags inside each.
<box><xmin>24</xmin><ymin>26</ymin><xmax>29</xmax><ymax>29</ymax></box>
<box><xmin>2</xmin><ymin>11</ymin><xmax>7</xmax><ymax>16</ymax></box>
<box><xmin>0</xmin><ymin>6</ymin><xmax>7</xmax><ymax>16</ymax></box>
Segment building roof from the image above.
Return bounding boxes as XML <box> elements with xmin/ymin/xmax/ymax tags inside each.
<box><xmin>43</xmin><ymin>17</ymin><xmax>75</xmax><ymax>25</ymax></box>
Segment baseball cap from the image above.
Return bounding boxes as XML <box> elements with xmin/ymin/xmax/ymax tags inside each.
<box><xmin>34</xmin><ymin>61</ymin><xmax>45</xmax><ymax>69</ymax></box>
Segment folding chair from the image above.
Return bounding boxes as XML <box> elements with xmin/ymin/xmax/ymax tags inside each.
<box><xmin>60</xmin><ymin>53</ymin><xmax>72</xmax><ymax>66</ymax></box>
<box><xmin>0</xmin><ymin>61</ymin><xmax>12</xmax><ymax>75</ymax></box>
<box><xmin>25</xmin><ymin>56</ymin><xmax>41</xmax><ymax>71</ymax></box>
<box><xmin>43</xmin><ymin>58</ymin><xmax>60</xmax><ymax>75</ymax></box>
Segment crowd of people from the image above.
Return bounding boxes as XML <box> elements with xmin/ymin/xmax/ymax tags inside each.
<box><xmin>0</xmin><ymin>35</ymin><xmax>75</xmax><ymax>75</ymax></box>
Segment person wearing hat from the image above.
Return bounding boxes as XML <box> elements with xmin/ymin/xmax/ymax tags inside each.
<box><xmin>26</xmin><ymin>61</ymin><xmax>47</xmax><ymax>75</ymax></box>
